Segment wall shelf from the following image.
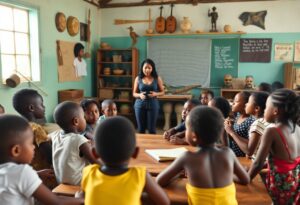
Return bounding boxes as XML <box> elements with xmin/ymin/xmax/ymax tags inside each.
<box><xmin>144</xmin><ymin>31</ymin><xmax>246</xmax><ymax>37</ymax></box>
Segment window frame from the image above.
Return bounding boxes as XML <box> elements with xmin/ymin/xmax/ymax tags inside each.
<box><xmin>0</xmin><ymin>0</ymin><xmax>41</xmax><ymax>85</ymax></box>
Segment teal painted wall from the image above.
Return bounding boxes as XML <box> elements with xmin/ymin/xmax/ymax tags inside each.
<box><xmin>101</xmin><ymin>33</ymin><xmax>300</xmax><ymax>97</ymax></box>
<box><xmin>0</xmin><ymin>0</ymin><xmax>99</xmax><ymax>121</ymax></box>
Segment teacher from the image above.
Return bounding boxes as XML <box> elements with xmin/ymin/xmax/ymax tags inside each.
<box><xmin>133</xmin><ymin>58</ymin><xmax>165</xmax><ymax>134</ymax></box>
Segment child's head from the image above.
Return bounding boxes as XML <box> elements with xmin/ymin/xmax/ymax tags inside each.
<box><xmin>186</xmin><ymin>106</ymin><xmax>224</xmax><ymax>146</ymax></box>
<box><xmin>257</xmin><ymin>82</ymin><xmax>272</xmax><ymax>93</ymax></box>
<box><xmin>13</xmin><ymin>89</ymin><xmax>45</xmax><ymax>120</ymax></box>
<box><xmin>0</xmin><ymin>104</ymin><xmax>5</xmax><ymax>114</ymax></box>
<box><xmin>271</xmin><ymin>81</ymin><xmax>284</xmax><ymax>92</ymax></box>
<box><xmin>245</xmin><ymin>91</ymin><xmax>269</xmax><ymax>117</ymax></box>
<box><xmin>101</xmin><ymin>99</ymin><xmax>117</xmax><ymax>117</ymax></box>
<box><xmin>54</xmin><ymin>101</ymin><xmax>86</xmax><ymax>133</ymax></box>
<box><xmin>181</xmin><ymin>99</ymin><xmax>201</xmax><ymax>121</ymax></box>
<box><xmin>80</xmin><ymin>99</ymin><xmax>100</xmax><ymax>125</ymax></box>
<box><xmin>232</xmin><ymin>91</ymin><xmax>251</xmax><ymax>113</ymax></box>
<box><xmin>208</xmin><ymin>96</ymin><xmax>231</xmax><ymax>118</ymax></box>
<box><xmin>0</xmin><ymin>115</ymin><xmax>34</xmax><ymax>164</ymax></box>
<box><xmin>74</xmin><ymin>43</ymin><xmax>84</xmax><ymax>58</ymax></box>
<box><xmin>264</xmin><ymin>89</ymin><xmax>300</xmax><ymax>128</ymax></box>
<box><xmin>94</xmin><ymin>116</ymin><xmax>136</xmax><ymax>165</ymax></box>
<box><xmin>200</xmin><ymin>89</ymin><xmax>214</xmax><ymax>105</ymax></box>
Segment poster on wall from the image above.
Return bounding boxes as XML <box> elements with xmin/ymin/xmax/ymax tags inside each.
<box><xmin>294</xmin><ymin>41</ymin><xmax>300</xmax><ymax>62</ymax></box>
<box><xmin>56</xmin><ymin>40</ymin><xmax>81</xmax><ymax>82</ymax></box>
<box><xmin>239</xmin><ymin>38</ymin><xmax>272</xmax><ymax>63</ymax></box>
<box><xmin>274</xmin><ymin>43</ymin><xmax>293</xmax><ymax>61</ymax></box>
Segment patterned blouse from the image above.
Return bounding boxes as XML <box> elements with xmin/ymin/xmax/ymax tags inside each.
<box><xmin>229</xmin><ymin>113</ymin><xmax>255</xmax><ymax>157</ymax></box>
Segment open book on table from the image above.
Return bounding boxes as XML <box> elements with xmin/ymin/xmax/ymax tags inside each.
<box><xmin>145</xmin><ymin>147</ymin><xmax>188</xmax><ymax>162</ymax></box>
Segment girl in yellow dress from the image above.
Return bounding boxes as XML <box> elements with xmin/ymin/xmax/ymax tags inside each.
<box><xmin>157</xmin><ymin>106</ymin><xmax>250</xmax><ymax>205</ymax></box>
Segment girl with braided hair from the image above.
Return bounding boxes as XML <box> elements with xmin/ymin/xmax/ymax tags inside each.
<box><xmin>249</xmin><ymin>89</ymin><xmax>300</xmax><ymax>204</ymax></box>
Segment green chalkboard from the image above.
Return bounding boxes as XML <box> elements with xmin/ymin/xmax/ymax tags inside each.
<box><xmin>210</xmin><ymin>38</ymin><xmax>239</xmax><ymax>87</ymax></box>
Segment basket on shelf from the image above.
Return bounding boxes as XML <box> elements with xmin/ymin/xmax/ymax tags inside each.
<box><xmin>113</xmin><ymin>69</ymin><xmax>124</xmax><ymax>75</ymax></box>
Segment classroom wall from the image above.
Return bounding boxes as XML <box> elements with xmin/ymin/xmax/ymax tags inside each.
<box><xmin>99</xmin><ymin>0</ymin><xmax>300</xmax><ymax>96</ymax></box>
<box><xmin>0</xmin><ymin>0</ymin><xmax>101</xmax><ymax>121</ymax></box>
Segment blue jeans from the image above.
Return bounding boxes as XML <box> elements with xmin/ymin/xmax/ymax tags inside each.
<box><xmin>134</xmin><ymin>106</ymin><xmax>159</xmax><ymax>134</ymax></box>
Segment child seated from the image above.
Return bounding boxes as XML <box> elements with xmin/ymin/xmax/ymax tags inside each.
<box><xmin>0</xmin><ymin>115</ymin><xmax>82</xmax><ymax>205</ymax></box>
<box><xmin>224</xmin><ymin>91</ymin><xmax>255</xmax><ymax>157</ymax></box>
<box><xmin>199</xmin><ymin>89</ymin><xmax>214</xmax><ymax>105</ymax></box>
<box><xmin>80</xmin><ymin>99</ymin><xmax>100</xmax><ymax>140</ymax></box>
<box><xmin>0</xmin><ymin>104</ymin><xmax>5</xmax><ymax>114</ymax></box>
<box><xmin>208</xmin><ymin>96</ymin><xmax>231</xmax><ymax>119</ymax></box>
<box><xmin>208</xmin><ymin>97</ymin><xmax>232</xmax><ymax>146</ymax></box>
<box><xmin>50</xmin><ymin>101</ymin><xmax>99</xmax><ymax>185</ymax></box>
<box><xmin>249</xmin><ymin>89</ymin><xmax>300</xmax><ymax>204</ymax></box>
<box><xmin>13</xmin><ymin>89</ymin><xmax>52</xmax><ymax>171</ymax></box>
<box><xmin>97</xmin><ymin>99</ymin><xmax>117</xmax><ymax>124</ymax></box>
<box><xmin>81</xmin><ymin>116</ymin><xmax>170</xmax><ymax>205</ymax></box>
<box><xmin>163</xmin><ymin>99</ymin><xmax>200</xmax><ymax>145</ymax></box>
<box><xmin>157</xmin><ymin>106</ymin><xmax>250</xmax><ymax>205</ymax></box>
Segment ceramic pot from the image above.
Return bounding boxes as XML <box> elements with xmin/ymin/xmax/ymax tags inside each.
<box><xmin>180</xmin><ymin>17</ymin><xmax>192</xmax><ymax>33</ymax></box>
<box><xmin>224</xmin><ymin>25</ymin><xmax>232</xmax><ymax>33</ymax></box>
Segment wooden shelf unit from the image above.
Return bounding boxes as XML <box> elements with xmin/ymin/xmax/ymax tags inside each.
<box><xmin>96</xmin><ymin>48</ymin><xmax>139</xmax><ymax>118</ymax></box>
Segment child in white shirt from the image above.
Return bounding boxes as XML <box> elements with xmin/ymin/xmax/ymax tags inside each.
<box><xmin>50</xmin><ymin>101</ymin><xmax>99</xmax><ymax>185</ymax></box>
<box><xmin>0</xmin><ymin>115</ymin><xmax>82</xmax><ymax>205</ymax></box>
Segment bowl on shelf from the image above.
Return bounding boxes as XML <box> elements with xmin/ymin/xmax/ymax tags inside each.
<box><xmin>113</xmin><ymin>69</ymin><xmax>124</xmax><ymax>75</ymax></box>
<box><xmin>103</xmin><ymin>67</ymin><xmax>111</xmax><ymax>75</ymax></box>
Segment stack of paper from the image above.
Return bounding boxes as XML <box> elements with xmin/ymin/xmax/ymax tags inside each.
<box><xmin>145</xmin><ymin>147</ymin><xmax>188</xmax><ymax>162</ymax></box>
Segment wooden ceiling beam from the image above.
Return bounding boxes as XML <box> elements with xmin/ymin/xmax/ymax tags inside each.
<box><xmin>84</xmin><ymin>0</ymin><xmax>276</xmax><ymax>9</ymax></box>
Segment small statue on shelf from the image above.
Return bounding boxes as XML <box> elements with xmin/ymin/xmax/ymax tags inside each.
<box><xmin>244</xmin><ymin>75</ymin><xmax>255</xmax><ymax>89</ymax></box>
<box><xmin>208</xmin><ymin>6</ymin><xmax>218</xmax><ymax>32</ymax></box>
<box><xmin>128</xmin><ymin>26</ymin><xmax>139</xmax><ymax>48</ymax></box>
<box><xmin>223</xmin><ymin>74</ymin><xmax>233</xmax><ymax>88</ymax></box>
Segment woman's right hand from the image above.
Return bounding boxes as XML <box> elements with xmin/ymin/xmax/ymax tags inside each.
<box><xmin>140</xmin><ymin>92</ymin><xmax>147</xmax><ymax>100</ymax></box>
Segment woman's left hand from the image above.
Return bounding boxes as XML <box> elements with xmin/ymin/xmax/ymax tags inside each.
<box><xmin>148</xmin><ymin>91</ymin><xmax>157</xmax><ymax>98</ymax></box>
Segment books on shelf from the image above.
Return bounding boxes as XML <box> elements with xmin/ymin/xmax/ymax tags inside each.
<box><xmin>145</xmin><ymin>147</ymin><xmax>188</xmax><ymax>162</ymax></box>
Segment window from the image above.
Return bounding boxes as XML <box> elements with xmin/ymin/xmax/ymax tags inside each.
<box><xmin>0</xmin><ymin>2</ymin><xmax>40</xmax><ymax>83</ymax></box>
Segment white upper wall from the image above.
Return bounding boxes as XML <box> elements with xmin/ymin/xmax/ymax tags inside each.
<box><xmin>99</xmin><ymin>0</ymin><xmax>300</xmax><ymax>37</ymax></box>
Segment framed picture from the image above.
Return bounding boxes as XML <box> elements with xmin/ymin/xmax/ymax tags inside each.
<box><xmin>80</xmin><ymin>22</ymin><xmax>88</xmax><ymax>41</ymax></box>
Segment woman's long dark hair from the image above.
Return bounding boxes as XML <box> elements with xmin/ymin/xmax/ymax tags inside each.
<box><xmin>138</xmin><ymin>58</ymin><xmax>158</xmax><ymax>79</ymax></box>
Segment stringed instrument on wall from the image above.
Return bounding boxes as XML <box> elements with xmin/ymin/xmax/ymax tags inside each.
<box><xmin>155</xmin><ymin>5</ymin><xmax>166</xmax><ymax>34</ymax></box>
<box><xmin>166</xmin><ymin>4</ymin><xmax>176</xmax><ymax>33</ymax></box>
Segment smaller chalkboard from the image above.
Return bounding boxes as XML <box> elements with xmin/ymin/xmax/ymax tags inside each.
<box><xmin>239</xmin><ymin>38</ymin><xmax>272</xmax><ymax>63</ymax></box>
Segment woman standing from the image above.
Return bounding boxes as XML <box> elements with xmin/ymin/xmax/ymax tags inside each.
<box><xmin>133</xmin><ymin>59</ymin><xmax>165</xmax><ymax>133</ymax></box>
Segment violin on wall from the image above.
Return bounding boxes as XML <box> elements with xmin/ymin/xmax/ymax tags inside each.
<box><xmin>155</xmin><ymin>6</ymin><xmax>166</xmax><ymax>34</ymax></box>
<box><xmin>166</xmin><ymin>4</ymin><xmax>176</xmax><ymax>33</ymax></box>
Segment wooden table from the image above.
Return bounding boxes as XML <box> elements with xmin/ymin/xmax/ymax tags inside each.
<box><xmin>132</xmin><ymin>134</ymin><xmax>271</xmax><ymax>205</ymax></box>
<box><xmin>53</xmin><ymin>134</ymin><xmax>271</xmax><ymax>205</ymax></box>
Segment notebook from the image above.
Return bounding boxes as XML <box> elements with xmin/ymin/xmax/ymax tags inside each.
<box><xmin>145</xmin><ymin>147</ymin><xmax>188</xmax><ymax>162</ymax></box>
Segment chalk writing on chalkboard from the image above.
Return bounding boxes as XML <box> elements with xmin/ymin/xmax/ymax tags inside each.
<box><xmin>239</xmin><ymin>38</ymin><xmax>272</xmax><ymax>62</ymax></box>
<box><xmin>214</xmin><ymin>45</ymin><xmax>234</xmax><ymax>69</ymax></box>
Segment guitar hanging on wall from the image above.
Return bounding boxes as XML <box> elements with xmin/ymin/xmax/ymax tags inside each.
<box><xmin>166</xmin><ymin>4</ymin><xmax>176</xmax><ymax>33</ymax></box>
<box><xmin>155</xmin><ymin>5</ymin><xmax>166</xmax><ymax>34</ymax></box>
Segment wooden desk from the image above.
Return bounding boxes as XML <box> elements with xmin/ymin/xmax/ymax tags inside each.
<box><xmin>132</xmin><ymin>134</ymin><xmax>271</xmax><ymax>205</ymax></box>
<box><xmin>53</xmin><ymin>134</ymin><xmax>271</xmax><ymax>204</ymax></box>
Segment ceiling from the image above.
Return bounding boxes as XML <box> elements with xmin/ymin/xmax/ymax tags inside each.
<box><xmin>83</xmin><ymin>0</ymin><xmax>277</xmax><ymax>8</ymax></box>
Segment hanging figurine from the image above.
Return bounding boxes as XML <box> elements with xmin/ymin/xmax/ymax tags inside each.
<box><xmin>128</xmin><ymin>26</ymin><xmax>139</xmax><ymax>48</ymax></box>
<box><xmin>208</xmin><ymin>6</ymin><xmax>218</xmax><ymax>32</ymax></box>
